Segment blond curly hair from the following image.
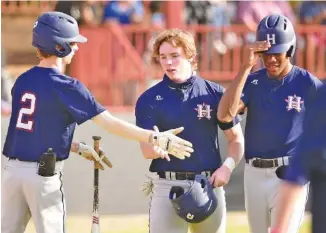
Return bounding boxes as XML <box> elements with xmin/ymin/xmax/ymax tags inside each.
<box><xmin>152</xmin><ymin>28</ymin><xmax>198</xmax><ymax>70</ymax></box>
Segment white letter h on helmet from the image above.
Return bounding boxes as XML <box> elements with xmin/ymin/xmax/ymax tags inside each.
<box><xmin>266</xmin><ymin>34</ymin><xmax>276</xmax><ymax>44</ymax></box>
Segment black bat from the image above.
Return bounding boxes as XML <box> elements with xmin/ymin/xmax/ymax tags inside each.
<box><xmin>91</xmin><ymin>136</ymin><xmax>101</xmax><ymax>233</ymax></box>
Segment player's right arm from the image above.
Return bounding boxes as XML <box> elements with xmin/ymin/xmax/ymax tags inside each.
<box><xmin>92</xmin><ymin>111</ymin><xmax>193</xmax><ymax>160</ymax></box>
<box><xmin>55</xmin><ymin>77</ymin><xmax>193</xmax><ymax>158</ymax></box>
<box><xmin>92</xmin><ymin>111</ymin><xmax>154</xmax><ymax>143</ymax></box>
<box><xmin>217</xmin><ymin>41</ymin><xmax>271</xmax><ymax>122</ymax></box>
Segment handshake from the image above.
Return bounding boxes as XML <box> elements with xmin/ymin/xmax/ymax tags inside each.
<box><xmin>149</xmin><ymin>125</ymin><xmax>194</xmax><ymax>161</ymax></box>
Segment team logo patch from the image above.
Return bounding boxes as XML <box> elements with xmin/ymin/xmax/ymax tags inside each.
<box><xmin>251</xmin><ymin>79</ymin><xmax>258</xmax><ymax>85</ymax></box>
<box><xmin>194</xmin><ymin>103</ymin><xmax>212</xmax><ymax>120</ymax></box>
<box><xmin>155</xmin><ymin>95</ymin><xmax>163</xmax><ymax>101</ymax></box>
<box><xmin>285</xmin><ymin>94</ymin><xmax>304</xmax><ymax>112</ymax></box>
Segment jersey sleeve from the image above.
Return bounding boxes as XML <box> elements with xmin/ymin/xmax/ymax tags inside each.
<box><xmin>54</xmin><ymin>78</ymin><xmax>106</xmax><ymax>125</ymax></box>
<box><xmin>284</xmin><ymin>149</ymin><xmax>309</xmax><ymax>185</ymax></box>
<box><xmin>284</xmin><ymin>85</ymin><xmax>326</xmax><ymax>185</ymax></box>
<box><xmin>240</xmin><ymin>77</ymin><xmax>252</xmax><ymax>106</ymax></box>
<box><xmin>135</xmin><ymin>94</ymin><xmax>157</xmax><ymax>130</ymax></box>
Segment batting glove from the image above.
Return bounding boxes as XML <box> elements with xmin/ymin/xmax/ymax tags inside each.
<box><xmin>77</xmin><ymin>142</ymin><xmax>112</xmax><ymax>170</ymax></box>
<box><xmin>150</xmin><ymin>126</ymin><xmax>194</xmax><ymax>160</ymax></box>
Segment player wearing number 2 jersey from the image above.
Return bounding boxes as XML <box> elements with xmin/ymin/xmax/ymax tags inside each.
<box><xmin>1</xmin><ymin>11</ymin><xmax>193</xmax><ymax>233</ymax></box>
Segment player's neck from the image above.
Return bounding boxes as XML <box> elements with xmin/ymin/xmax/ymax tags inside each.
<box><xmin>171</xmin><ymin>69</ymin><xmax>194</xmax><ymax>84</ymax></box>
<box><xmin>276</xmin><ymin>63</ymin><xmax>294</xmax><ymax>80</ymax></box>
<box><xmin>38</xmin><ymin>57</ymin><xmax>64</xmax><ymax>73</ymax></box>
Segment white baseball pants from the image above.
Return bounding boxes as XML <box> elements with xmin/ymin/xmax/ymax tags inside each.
<box><xmin>1</xmin><ymin>159</ymin><xmax>66</xmax><ymax>233</ymax></box>
<box><xmin>244</xmin><ymin>162</ymin><xmax>309</xmax><ymax>233</ymax></box>
<box><xmin>148</xmin><ymin>175</ymin><xmax>226</xmax><ymax>233</ymax></box>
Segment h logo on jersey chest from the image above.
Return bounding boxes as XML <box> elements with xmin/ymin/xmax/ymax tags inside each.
<box><xmin>285</xmin><ymin>94</ymin><xmax>304</xmax><ymax>112</ymax></box>
<box><xmin>194</xmin><ymin>103</ymin><xmax>212</xmax><ymax>120</ymax></box>
<box><xmin>266</xmin><ymin>34</ymin><xmax>276</xmax><ymax>45</ymax></box>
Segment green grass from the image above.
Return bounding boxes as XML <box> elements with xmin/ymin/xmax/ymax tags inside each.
<box><xmin>25</xmin><ymin>212</ymin><xmax>311</xmax><ymax>233</ymax></box>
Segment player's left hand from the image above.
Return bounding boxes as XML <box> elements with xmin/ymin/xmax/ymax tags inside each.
<box><xmin>209</xmin><ymin>165</ymin><xmax>232</xmax><ymax>187</ymax></box>
<box><xmin>77</xmin><ymin>142</ymin><xmax>113</xmax><ymax>170</ymax></box>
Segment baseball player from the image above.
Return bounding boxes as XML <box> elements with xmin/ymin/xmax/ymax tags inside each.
<box><xmin>136</xmin><ymin>28</ymin><xmax>244</xmax><ymax>233</ymax></box>
<box><xmin>1</xmin><ymin>12</ymin><xmax>193</xmax><ymax>233</ymax></box>
<box><xmin>271</xmin><ymin>83</ymin><xmax>326</xmax><ymax>233</ymax></box>
<box><xmin>217</xmin><ymin>14</ymin><xmax>323</xmax><ymax>233</ymax></box>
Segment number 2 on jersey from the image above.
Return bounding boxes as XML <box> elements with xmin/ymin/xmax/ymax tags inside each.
<box><xmin>16</xmin><ymin>93</ymin><xmax>36</xmax><ymax>131</ymax></box>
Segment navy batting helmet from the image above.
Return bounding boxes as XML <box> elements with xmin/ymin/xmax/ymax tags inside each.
<box><xmin>169</xmin><ymin>174</ymin><xmax>217</xmax><ymax>223</ymax></box>
<box><xmin>32</xmin><ymin>11</ymin><xmax>87</xmax><ymax>58</ymax></box>
<box><xmin>256</xmin><ymin>14</ymin><xmax>296</xmax><ymax>57</ymax></box>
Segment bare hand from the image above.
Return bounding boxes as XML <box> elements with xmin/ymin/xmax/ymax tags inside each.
<box><xmin>243</xmin><ymin>41</ymin><xmax>271</xmax><ymax>69</ymax></box>
<box><xmin>209</xmin><ymin>165</ymin><xmax>232</xmax><ymax>187</ymax></box>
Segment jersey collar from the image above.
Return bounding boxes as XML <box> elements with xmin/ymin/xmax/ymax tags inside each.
<box><xmin>265</xmin><ymin>66</ymin><xmax>296</xmax><ymax>86</ymax></box>
<box><xmin>163</xmin><ymin>74</ymin><xmax>197</xmax><ymax>90</ymax></box>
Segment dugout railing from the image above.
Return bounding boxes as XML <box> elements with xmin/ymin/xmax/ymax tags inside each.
<box><xmin>71</xmin><ymin>23</ymin><xmax>147</xmax><ymax>109</ymax></box>
<box><xmin>70</xmin><ymin>24</ymin><xmax>326</xmax><ymax>107</ymax></box>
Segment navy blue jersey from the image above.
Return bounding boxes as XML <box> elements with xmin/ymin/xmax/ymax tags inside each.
<box><xmin>135</xmin><ymin>75</ymin><xmax>241</xmax><ymax>172</ymax></box>
<box><xmin>241</xmin><ymin>66</ymin><xmax>323</xmax><ymax>159</ymax></box>
<box><xmin>285</xmin><ymin>83</ymin><xmax>326</xmax><ymax>185</ymax></box>
<box><xmin>3</xmin><ymin>67</ymin><xmax>105</xmax><ymax>161</ymax></box>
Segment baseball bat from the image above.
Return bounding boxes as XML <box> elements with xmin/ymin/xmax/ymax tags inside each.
<box><xmin>91</xmin><ymin>136</ymin><xmax>101</xmax><ymax>233</ymax></box>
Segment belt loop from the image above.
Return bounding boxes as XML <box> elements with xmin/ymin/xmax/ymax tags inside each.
<box><xmin>284</xmin><ymin>157</ymin><xmax>289</xmax><ymax>166</ymax></box>
<box><xmin>171</xmin><ymin>172</ymin><xmax>176</xmax><ymax>180</ymax></box>
<box><xmin>250</xmin><ymin>158</ymin><xmax>254</xmax><ymax>166</ymax></box>
<box><xmin>164</xmin><ymin>171</ymin><xmax>169</xmax><ymax>180</ymax></box>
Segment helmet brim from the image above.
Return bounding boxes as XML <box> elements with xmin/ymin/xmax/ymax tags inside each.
<box><xmin>264</xmin><ymin>43</ymin><xmax>290</xmax><ymax>54</ymax></box>
<box><xmin>71</xmin><ymin>34</ymin><xmax>87</xmax><ymax>43</ymax></box>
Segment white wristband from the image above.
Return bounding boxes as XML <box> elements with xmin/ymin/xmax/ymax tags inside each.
<box><xmin>223</xmin><ymin>157</ymin><xmax>236</xmax><ymax>172</ymax></box>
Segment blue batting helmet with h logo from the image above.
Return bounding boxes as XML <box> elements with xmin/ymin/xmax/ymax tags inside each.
<box><xmin>169</xmin><ymin>174</ymin><xmax>218</xmax><ymax>223</ymax></box>
<box><xmin>256</xmin><ymin>14</ymin><xmax>296</xmax><ymax>57</ymax></box>
<box><xmin>32</xmin><ymin>11</ymin><xmax>87</xmax><ymax>58</ymax></box>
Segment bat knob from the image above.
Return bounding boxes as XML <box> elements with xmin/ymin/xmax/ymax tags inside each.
<box><xmin>92</xmin><ymin>136</ymin><xmax>102</xmax><ymax>141</ymax></box>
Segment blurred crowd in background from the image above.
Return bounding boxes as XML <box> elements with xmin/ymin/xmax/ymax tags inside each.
<box><xmin>49</xmin><ymin>1</ymin><xmax>326</xmax><ymax>28</ymax></box>
<box><xmin>2</xmin><ymin>0</ymin><xmax>326</xmax><ymax>113</ymax></box>
<box><xmin>50</xmin><ymin>0</ymin><xmax>326</xmax><ymax>52</ymax></box>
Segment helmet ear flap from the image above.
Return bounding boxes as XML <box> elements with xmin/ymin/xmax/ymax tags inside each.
<box><xmin>54</xmin><ymin>42</ymin><xmax>72</xmax><ymax>58</ymax></box>
<box><xmin>286</xmin><ymin>45</ymin><xmax>295</xmax><ymax>57</ymax></box>
<box><xmin>169</xmin><ymin>186</ymin><xmax>185</xmax><ymax>200</ymax></box>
